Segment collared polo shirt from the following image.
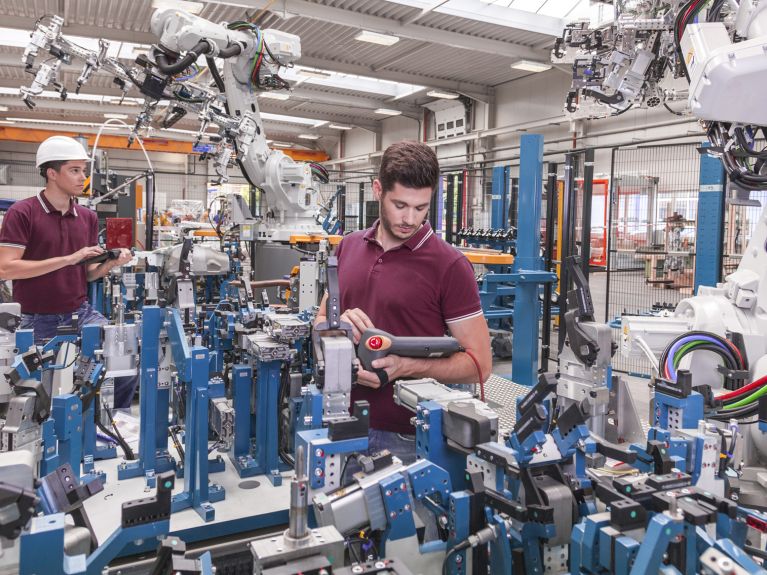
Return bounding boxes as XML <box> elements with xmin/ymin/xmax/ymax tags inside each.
<box><xmin>0</xmin><ymin>190</ymin><xmax>98</xmax><ymax>314</ymax></box>
<box><xmin>336</xmin><ymin>220</ymin><xmax>482</xmax><ymax>433</ymax></box>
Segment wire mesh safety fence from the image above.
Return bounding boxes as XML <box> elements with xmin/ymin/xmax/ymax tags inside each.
<box><xmin>606</xmin><ymin>143</ymin><xmax>702</xmax><ymax>377</ymax></box>
<box><xmin>722</xmin><ymin>189</ymin><xmax>767</xmax><ymax>277</ymax></box>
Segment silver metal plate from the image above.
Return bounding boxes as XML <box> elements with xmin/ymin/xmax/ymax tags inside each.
<box><xmin>483</xmin><ymin>374</ymin><xmax>532</xmax><ymax>431</ymax></box>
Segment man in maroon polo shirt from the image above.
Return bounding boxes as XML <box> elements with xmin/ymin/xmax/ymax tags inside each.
<box><xmin>316</xmin><ymin>140</ymin><xmax>491</xmax><ymax>465</ymax></box>
<box><xmin>0</xmin><ymin>136</ymin><xmax>134</xmax><ymax>406</ymax></box>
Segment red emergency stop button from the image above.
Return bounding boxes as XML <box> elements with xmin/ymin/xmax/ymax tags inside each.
<box><xmin>368</xmin><ymin>336</ymin><xmax>383</xmax><ymax>350</ymax></box>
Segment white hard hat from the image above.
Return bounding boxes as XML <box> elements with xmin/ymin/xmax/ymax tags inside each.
<box><xmin>36</xmin><ymin>136</ymin><xmax>90</xmax><ymax>168</ymax></box>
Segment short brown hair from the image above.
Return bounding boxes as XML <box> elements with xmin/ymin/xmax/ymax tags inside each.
<box><xmin>39</xmin><ymin>160</ymin><xmax>67</xmax><ymax>182</ymax></box>
<box><xmin>378</xmin><ymin>141</ymin><xmax>439</xmax><ymax>193</ymax></box>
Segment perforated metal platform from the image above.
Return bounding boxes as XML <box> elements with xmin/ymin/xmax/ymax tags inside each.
<box><xmin>483</xmin><ymin>373</ymin><xmax>652</xmax><ymax>437</ymax></box>
<box><xmin>483</xmin><ymin>373</ymin><xmax>532</xmax><ymax>430</ymax></box>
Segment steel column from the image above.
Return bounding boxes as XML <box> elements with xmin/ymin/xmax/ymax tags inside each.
<box><xmin>694</xmin><ymin>146</ymin><xmax>726</xmax><ymax>292</ymax></box>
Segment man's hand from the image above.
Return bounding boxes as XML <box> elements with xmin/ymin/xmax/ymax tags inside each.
<box><xmin>68</xmin><ymin>245</ymin><xmax>104</xmax><ymax>265</ymax></box>
<box><xmin>341</xmin><ymin>307</ymin><xmax>374</xmax><ymax>344</ymax></box>
<box><xmin>355</xmin><ymin>355</ymin><xmax>414</xmax><ymax>389</ymax></box>
<box><xmin>111</xmin><ymin>248</ymin><xmax>133</xmax><ymax>267</ymax></box>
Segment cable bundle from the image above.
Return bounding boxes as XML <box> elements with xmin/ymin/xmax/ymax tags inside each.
<box><xmin>711</xmin><ymin>374</ymin><xmax>767</xmax><ymax>422</ymax></box>
<box><xmin>659</xmin><ymin>331</ymin><xmax>767</xmax><ymax>421</ymax></box>
<box><xmin>227</xmin><ymin>21</ymin><xmax>290</xmax><ymax>91</ymax></box>
<box><xmin>659</xmin><ymin>331</ymin><xmax>745</xmax><ymax>382</ymax></box>
<box><xmin>309</xmin><ymin>162</ymin><xmax>329</xmax><ymax>183</ymax></box>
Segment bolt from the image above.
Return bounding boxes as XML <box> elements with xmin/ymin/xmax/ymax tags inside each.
<box><xmin>390</xmin><ymin>511</ymin><xmax>397</xmax><ymax>518</ymax></box>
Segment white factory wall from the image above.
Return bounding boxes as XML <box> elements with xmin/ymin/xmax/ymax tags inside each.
<box><xmin>491</xmin><ymin>70</ymin><xmax>701</xmax><ymax>177</ymax></box>
<box><xmin>380</xmin><ymin>115</ymin><xmax>420</xmax><ymax>148</ymax></box>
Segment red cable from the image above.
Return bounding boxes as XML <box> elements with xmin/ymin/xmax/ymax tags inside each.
<box><xmin>718</xmin><ymin>374</ymin><xmax>767</xmax><ymax>401</ymax></box>
<box><xmin>464</xmin><ymin>349</ymin><xmax>485</xmax><ymax>402</ymax></box>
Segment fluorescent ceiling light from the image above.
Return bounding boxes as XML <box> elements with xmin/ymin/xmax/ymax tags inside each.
<box><xmin>426</xmin><ymin>90</ymin><xmax>460</xmax><ymax>99</ymax></box>
<box><xmin>259</xmin><ymin>92</ymin><xmax>290</xmax><ymax>101</ymax></box>
<box><xmin>261</xmin><ymin>112</ymin><xmax>327</xmax><ymax>127</ymax></box>
<box><xmin>354</xmin><ymin>30</ymin><xmax>400</xmax><ymax>46</ymax></box>
<box><xmin>297</xmin><ymin>68</ymin><xmax>332</xmax><ymax>79</ymax></box>
<box><xmin>329</xmin><ymin>124</ymin><xmax>353</xmax><ymax>130</ymax></box>
<box><xmin>151</xmin><ymin>0</ymin><xmax>204</xmax><ymax>14</ymax></box>
<box><xmin>0</xmin><ymin>106</ymin><xmax>8</xmax><ymax>112</ymax></box>
<box><xmin>104</xmin><ymin>113</ymin><xmax>129</xmax><ymax>119</ymax></box>
<box><xmin>374</xmin><ymin>108</ymin><xmax>402</xmax><ymax>116</ymax></box>
<box><xmin>271</xmin><ymin>142</ymin><xmax>293</xmax><ymax>148</ymax></box>
<box><xmin>7</xmin><ymin>118</ymin><xmax>121</xmax><ymax>129</ymax></box>
<box><xmin>283</xmin><ymin>67</ymin><xmax>423</xmax><ymax>100</ymax></box>
<box><xmin>0</xmin><ymin>120</ymin><xmax>14</xmax><ymax>125</ymax></box>
<box><xmin>511</xmin><ymin>60</ymin><xmax>552</xmax><ymax>72</ymax></box>
<box><xmin>298</xmin><ymin>134</ymin><xmax>321</xmax><ymax>140</ymax></box>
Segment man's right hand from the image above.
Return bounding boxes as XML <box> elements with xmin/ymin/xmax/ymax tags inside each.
<box><xmin>68</xmin><ymin>245</ymin><xmax>104</xmax><ymax>265</ymax></box>
<box><xmin>340</xmin><ymin>307</ymin><xmax>374</xmax><ymax>344</ymax></box>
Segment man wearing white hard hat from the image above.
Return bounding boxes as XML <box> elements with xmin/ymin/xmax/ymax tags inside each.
<box><xmin>0</xmin><ymin>136</ymin><xmax>137</xmax><ymax>408</ymax></box>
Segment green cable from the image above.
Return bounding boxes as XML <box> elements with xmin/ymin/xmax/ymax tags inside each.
<box><xmin>723</xmin><ymin>383</ymin><xmax>767</xmax><ymax>409</ymax></box>
<box><xmin>673</xmin><ymin>341</ymin><xmax>705</xmax><ymax>365</ymax></box>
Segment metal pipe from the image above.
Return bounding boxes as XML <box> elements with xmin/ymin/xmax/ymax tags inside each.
<box><xmin>287</xmin><ymin>445</ymin><xmax>308</xmax><ymax>540</ymax></box>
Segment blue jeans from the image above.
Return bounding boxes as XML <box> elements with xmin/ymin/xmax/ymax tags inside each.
<box><xmin>20</xmin><ymin>301</ymin><xmax>139</xmax><ymax>409</ymax></box>
<box><xmin>368</xmin><ymin>429</ymin><xmax>417</xmax><ymax>466</ymax></box>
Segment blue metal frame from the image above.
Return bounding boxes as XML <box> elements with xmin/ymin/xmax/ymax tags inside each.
<box><xmin>694</xmin><ymin>144</ymin><xmax>726</xmax><ymax>292</ymax></box>
<box><xmin>491</xmin><ymin>165</ymin><xmax>511</xmax><ymax>229</ymax></box>
<box><xmin>512</xmin><ymin>134</ymin><xmax>557</xmax><ymax>386</ymax></box>
<box><xmin>118</xmin><ymin>306</ymin><xmax>175</xmax><ymax>483</ymax></box>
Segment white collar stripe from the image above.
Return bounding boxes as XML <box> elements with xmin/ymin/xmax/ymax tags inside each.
<box><xmin>36</xmin><ymin>192</ymin><xmax>50</xmax><ymax>213</ymax></box>
<box><xmin>413</xmin><ymin>228</ymin><xmax>433</xmax><ymax>251</ymax></box>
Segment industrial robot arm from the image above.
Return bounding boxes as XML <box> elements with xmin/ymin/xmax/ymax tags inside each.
<box><xmin>20</xmin><ymin>10</ymin><xmax>329</xmax><ymax>238</ymax></box>
<box><xmin>553</xmin><ymin>0</ymin><xmax>767</xmax><ymax>189</ymax></box>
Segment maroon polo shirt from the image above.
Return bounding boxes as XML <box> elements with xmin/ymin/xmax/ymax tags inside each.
<box><xmin>0</xmin><ymin>190</ymin><xmax>97</xmax><ymax>314</ymax></box>
<box><xmin>337</xmin><ymin>220</ymin><xmax>482</xmax><ymax>433</ymax></box>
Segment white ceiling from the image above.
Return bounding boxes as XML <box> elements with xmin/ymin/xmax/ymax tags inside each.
<box><xmin>0</xmin><ymin>0</ymin><xmax>572</xmax><ymax>148</ymax></box>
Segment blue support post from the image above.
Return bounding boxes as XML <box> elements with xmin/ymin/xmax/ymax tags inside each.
<box><xmin>230</xmin><ymin>364</ymin><xmax>259</xmax><ymax>476</ymax></box>
<box><xmin>51</xmin><ymin>394</ymin><xmax>82</xmax><ymax>479</ymax></box>
<box><xmin>694</xmin><ymin>146</ymin><xmax>726</xmax><ymax>292</ymax></box>
<box><xmin>118</xmin><ymin>306</ymin><xmax>174</xmax><ymax>482</ymax></box>
<box><xmin>171</xmin><ymin>345</ymin><xmax>225</xmax><ymax>521</ymax></box>
<box><xmin>446</xmin><ymin>491</ymin><xmax>472</xmax><ymax>574</ymax></box>
<box><xmin>39</xmin><ymin>419</ymin><xmax>58</xmax><ymax>476</ymax></box>
<box><xmin>255</xmin><ymin>359</ymin><xmax>287</xmax><ymax>486</ymax></box>
<box><xmin>491</xmin><ymin>165</ymin><xmax>511</xmax><ymax>229</ymax></box>
<box><xmin>414</xmin><ymin>401</ymin><xmax>469</xmax><ymax>490</ymax></box>
<box><xmin>512</xmin><ymin>134</ymin><xmax>556</xmax><ymax>386</ymax></box>
<box><xmin>80</xmin><ymin>325</ymin><xmax>113</xmax><ymax>470</ymax></box>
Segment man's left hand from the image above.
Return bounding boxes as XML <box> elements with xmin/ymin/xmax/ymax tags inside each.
<box><xmin>112</xmin><ymin>248</ymin><xmax>133</xmax><ymax>267</ymax></box>
<box><xmin>369</xmin><ymin>355</ymin><xmax>413</xmax><ymax>384</ymax></box>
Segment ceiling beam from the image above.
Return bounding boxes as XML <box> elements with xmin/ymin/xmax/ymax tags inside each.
<box><xmin>298</xmin><ymin>55</ymin><xmax>490</xmax><ymax>102</ymax></box>
<box><xmin>372</xmin><ymin>43</ymin><xmax>431</xmax><ymax>73</ymax></box>
<box><xmin>387</xmin><ymin>0</ymin><xmax>564</xmax><ymax>37</ymax></box>
<box><xmin>206</xmin><ymin>0</ymin><xmax>549</xmax><ymax>60</ymax></box>
<box><xmin>1</xmin><ymin>15</ymin><xmax>157</xmax><ymax>44</ymax></box>
<box><xmin>401</xmin><ymin>1</ymin><xmax>451</xmax><ymax>25</ymax></box>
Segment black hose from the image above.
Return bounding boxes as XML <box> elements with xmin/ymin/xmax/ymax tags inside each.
<box><xmin>709</xmin><ymin>404</ymin><xmax>759</xmax><ymax>421</ymax></box>
<box><xmin>154</xmin><ymin>41</ymin><xmax>211</xmax><ymax>75</ymax></box>
<box><xmin>96</xmin><ymin>399</ymin><xmax>136</xmax><ymax>460</ymax></box>
<box><xmin>206</xmin><ymin>55</ymin><xmax>226</xmax><ymax>92</ymax></box>
<box><xmin>218</xmin><ymin>42</ymin><xmax>243</xmax><ymax>58</ymax></box>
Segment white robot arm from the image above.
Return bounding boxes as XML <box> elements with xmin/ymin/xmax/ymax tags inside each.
<box><xmin>554</xmin><ymin>0</ymin><xmax>767</xmax><ymax>190</ymax></box>
<box><xmin>20</xmin><ymin>10</ymin><xmax>329</xmax><ymax>239</ymax></box>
